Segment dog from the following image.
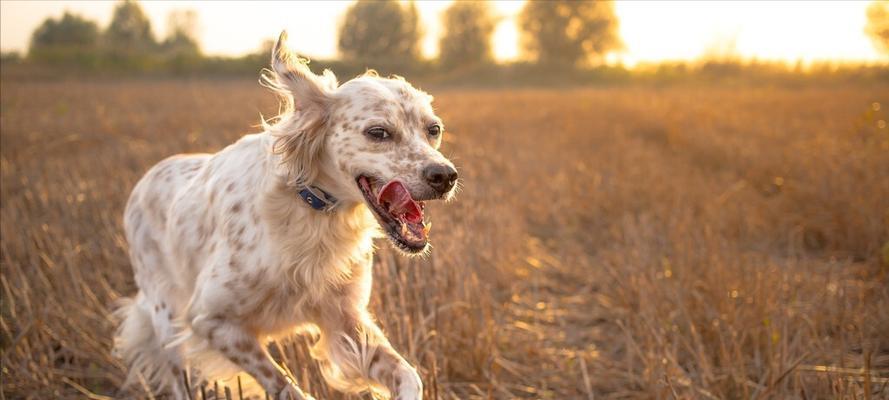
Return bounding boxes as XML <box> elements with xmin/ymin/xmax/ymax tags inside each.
<box><xmin>114</xmin><ymin>31</ymin><xmax>457</xmax><ymax>400</ymax></box>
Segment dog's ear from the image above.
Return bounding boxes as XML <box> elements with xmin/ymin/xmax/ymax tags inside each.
<box><xmin>268</xmin><ymin>31</ymin><xmax>338</xmax><ymax>109</ymax></box>
<box><xmin>264</xmin><ymin>31</ymin><xmax>339</xmax><ymax>187</ymax></box>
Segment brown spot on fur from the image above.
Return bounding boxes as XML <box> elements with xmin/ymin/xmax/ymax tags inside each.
<box><xmin>259</xmin><ymin>365</ymin><xmax>274</xmax><ymax>378</ymax></box>
<box><xmin>141</xmin><ymin>232</ymin><xmax>161</xmax><ymax>255</ymax></box>
<box><xmin>247</xmin><ymin>272</ymin><xmax>261</xmax><ymax>288</ymax></box>
<box><xmin>235</xmin><ymin>340</ymin><xmax>253</xmax><ymax>352</ymax></box>
<box><xmin>231</xmin><ymin>202</ymin><xmax>242</xmax><ymax>213</ymax></box>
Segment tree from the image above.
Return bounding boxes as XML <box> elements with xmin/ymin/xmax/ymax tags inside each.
<box><xmin>865</xmin><ymin>1</ymin><xmax>889</xmax><ymax>56</ymax></box>
<box><xmin>30</xmin><ymin>12</ymin><xmax>99</xmax><ymax>51</ymax></box>
<box><xmin>518</xmin><ymin>0</ymin><xmax>622</xmax><ymax>67</ymax></box>
<box><xmin>105</xmin><ymin>0</ymin><xmax>155</xmax><ymax>51</ymax></box>
<box><xmin>161</xmin><ymin>9</ymin><xmax>201</xmax><ymax>55</ymax></box>
<box><xmin>160</xmin><ymin>9</ymin><xmax>201</xmax><ymax>71</ymax></box>
<box><xmin>28</xmin><ymin>12</ymin><xmax>100</xmax><ymax>65</ymax></box>
<box><xmin>439</xmin><ymin>1</ymin><xmax>497</xmax><ymax>68</ymax></box>
<box><xmin>338</xmin><ymin>0</ymin><xmax>421</xmax><ymax>66</ymax></box>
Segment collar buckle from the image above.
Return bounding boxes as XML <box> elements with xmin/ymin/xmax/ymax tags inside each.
<box><xmin>298</xmin><ymin>186</ymin><xmax>338</xmax><ymax>212</ymax></box>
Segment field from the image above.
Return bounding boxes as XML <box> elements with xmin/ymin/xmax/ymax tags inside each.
<box><xmin>2</xmin><ymin>78</ymin><xmax>888</xmax><ymax>399</ymax></box>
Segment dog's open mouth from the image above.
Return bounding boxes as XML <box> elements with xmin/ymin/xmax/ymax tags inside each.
<box><xmin>357</xmin><ymin>175</ymin><xmax>429</xmax><ymax>253</ymax></box>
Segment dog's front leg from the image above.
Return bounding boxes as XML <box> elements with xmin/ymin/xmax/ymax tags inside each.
<box><xmin>318</xmin><ymin>314</ymin><xmax>422</xmax><ymax>400</ymax></box>
<box><xmin>192</xmin><ymin>316</ymin><xmax>312</xmax><ymax>400</ymax></box>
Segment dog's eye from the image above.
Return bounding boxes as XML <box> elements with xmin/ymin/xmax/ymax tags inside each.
<box><xmin>366</xmin><ymin>127</ymin><xmax>391</xmax><ymax>141</ymax></box>
<box><xmin>427</xmin><ymin>125</ymin><xmax>442</xmax><ymax>137</ymax></box>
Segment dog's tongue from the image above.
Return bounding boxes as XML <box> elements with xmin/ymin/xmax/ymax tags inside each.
<box><xmin>377</xmin><ymin>181</ymin><xmax>423</xmax><ymax>223</ymax></box>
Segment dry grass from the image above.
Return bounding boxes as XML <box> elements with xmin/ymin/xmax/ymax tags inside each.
<box><xmin>1</xmin><ymin>79</ymin><xmax>888</xmax><ymax>399</ymax></box>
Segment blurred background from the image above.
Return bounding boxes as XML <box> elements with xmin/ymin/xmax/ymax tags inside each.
<box><xmin>1</xmin><ymin>1</ymin><xmax>888</xmax><ymax>399</ymax></box>
<box><xmin>2</xmin><ymin>0</ymin><xmax>887</xmax><ymax>82</ymax></box>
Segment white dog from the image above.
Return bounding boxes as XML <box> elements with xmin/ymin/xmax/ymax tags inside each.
<box><xmin>114</xmin><ymin>31</ymin><xmax>457</xmax><ymax>400</ymax></box>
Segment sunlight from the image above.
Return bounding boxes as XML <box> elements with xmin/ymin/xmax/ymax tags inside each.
<box><xmin>492</xmin><ymin>20</ymin><xmax>521</xmax><ymax>61</ymax></box>
<box><xmin>0</xmin><ymin>0</ymin><xmax>883</xmax><ymax>64</ymax></box>
<box><xmin>615</xmin><ymin>1</ymin><xmax>880</xmax><ymax>65</ymax></box>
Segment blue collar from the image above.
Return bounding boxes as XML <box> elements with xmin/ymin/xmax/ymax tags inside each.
<box><xmin>298</xmin><ymin>185</ymin><xmax>339</xmax><ymax>212</ymax></box>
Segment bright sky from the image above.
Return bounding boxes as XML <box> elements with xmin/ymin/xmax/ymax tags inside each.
<box><xmin>0</xmin><ymin>1</ymin><xmax>885</xmax><ymax>65</ymax></box>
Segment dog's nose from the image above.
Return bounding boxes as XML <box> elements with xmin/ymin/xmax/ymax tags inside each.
<box><xmin>423</xmin><ymin>164</ymin><xmax>458</xmax><ymax>194</ymax></box>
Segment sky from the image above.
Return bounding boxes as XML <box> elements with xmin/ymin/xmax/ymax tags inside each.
<box><xmin>0</xmin><ymin>1</ymin><xmax>885</xmax><ymax>66</ymax></box>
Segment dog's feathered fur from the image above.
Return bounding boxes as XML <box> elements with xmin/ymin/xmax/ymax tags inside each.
<box><xmin>114</xmin><ymin>32</ymin><xmax>456</xmax><ymax>400</ymax></box>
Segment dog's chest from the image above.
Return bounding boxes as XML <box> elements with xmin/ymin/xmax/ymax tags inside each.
<box><xmin>241</xmin><ymin>244</ymin><xmax>374</xmax><ymax>335</ymax></box>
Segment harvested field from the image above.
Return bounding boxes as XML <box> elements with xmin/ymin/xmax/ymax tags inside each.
<box><xmin>1</xmin><ymin>79</ymin><xmax>888</xmax><ymax>399</ymax></box>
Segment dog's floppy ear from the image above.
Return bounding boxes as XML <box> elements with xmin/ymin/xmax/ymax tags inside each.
<box><xmin>263</xmin><ymin>31</ymin><xmax>339</xmax><ymax>187</ymax></box>
<box><xmin>268</xmin><ymin>31</ymin><xmax>338</xmax><ymax>109</ymax></box>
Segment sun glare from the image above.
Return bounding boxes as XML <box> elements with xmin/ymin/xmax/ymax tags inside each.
<box><xmin>615</xmin><ymin>1</ymin><xmax>881</xmax><ymax>66</ymax></box>
<box><xmin>493</xmin><ymin>20</ymin><xmax>521</xmax><ymax>62</ymax></box>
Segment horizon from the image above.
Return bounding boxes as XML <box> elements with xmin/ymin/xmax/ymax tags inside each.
<box><xmin>1</xmin><ymin>0</ymin><xmax>886</xmax><ymax>67</ymax></box>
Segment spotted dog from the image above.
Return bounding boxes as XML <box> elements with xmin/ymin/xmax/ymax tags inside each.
<box><xmin>114</xmin><ymin>31</ymin><xmax>458</xmax><ymax>400</ymax></box>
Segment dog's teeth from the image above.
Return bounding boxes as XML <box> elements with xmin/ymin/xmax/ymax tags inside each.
<box><xmin>400</xmin><ymin>223</ymin><xmax>409</xmax><ymax>237</ymax></box>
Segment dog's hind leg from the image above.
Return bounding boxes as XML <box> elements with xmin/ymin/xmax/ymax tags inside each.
<box><xmin>114</xmin><ymin>292</ymin><xmax>190</xmax><ymax>399</ymax></box>
<box><xmin>118</xmin><ymin>195</ymin><xmax>190</xmax><ymax>398</ymax></box>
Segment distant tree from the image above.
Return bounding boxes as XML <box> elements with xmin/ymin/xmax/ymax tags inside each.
<box><xmin>30</xmin><ymin>12</ymin><xmax>99</xmax><ymax>51</ymax></box>
<box><xmin>518</xmin><ymin>0</ymin><xmax>622</xmax><ymax>67</ymax></box>
<box><xmin>161</xmin><ymin>9</ymin><xmax>200</xmax><ymax>55</ymax></box>
<box><xmin>28</xmin><ymin>12</ymin><xmax>100</xmax><ymax>65</ymax></box>
<box><xmin>338</xmin><ymin>0</ymin><xmax>421</xmax><ymax>65</ymax></box>
<box><xmin>105</xmin><ymin>0</ymin><xmax>155</xmax><ymax>51</ymax></box>
<box><xmin>865</xmin><ymin>1</ymin><xmax>889</xmax><ymax>56</ymax></box>
<box><xmin>1</xmin><ymin>51</ymin><xmax>22</xmax><ymax>63</ymax></box>
<box><xmin>159</xmin><ymin>9</ymin><xmax>201</xmax><ymax>71</ymax></box>
<box><xmin>439</xmin><ymin>1</ymin><xmax>497</xmax><ymax>68</ymax></box>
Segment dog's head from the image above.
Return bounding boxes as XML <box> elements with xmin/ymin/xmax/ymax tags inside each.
<box><xmin>264</xmin><ymin>32</ymin><xmax>457</xmax><ymax>254</ymax></box>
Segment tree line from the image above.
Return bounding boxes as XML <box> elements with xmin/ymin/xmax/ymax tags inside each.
<box><xmin>26</xmin><ymin>0</ymin><xmax>201</xmax><ymax>72</ymax></box>
<box><xmin>6</xmin><ymin>0</ymin><xmax>887</xmax><ymax>84</ymax></box>
<box><xmin>14</xmin><ymin>0</ymin><xmax>624</xmax><ymax>73</ymax></box>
